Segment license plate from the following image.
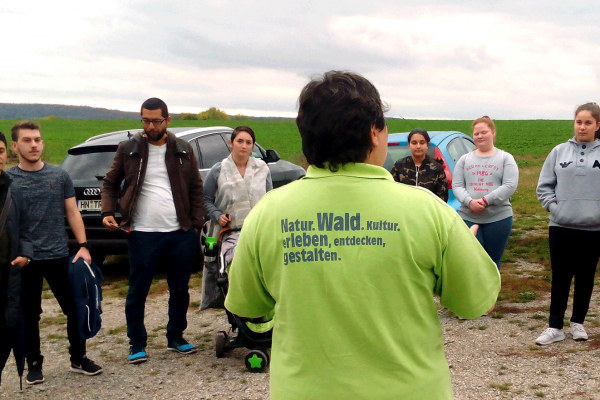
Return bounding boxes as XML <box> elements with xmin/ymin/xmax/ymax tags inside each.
<box><xmin>78</xmin><ymin>199</ymin><xmax>102</xmax><ymax>211</ymax></box>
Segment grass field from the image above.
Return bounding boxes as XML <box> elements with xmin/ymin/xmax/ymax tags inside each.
<box><xmin>1</xmin><ymin>117</ymin><xmax>582</xmax><ymax>305</ymax></box>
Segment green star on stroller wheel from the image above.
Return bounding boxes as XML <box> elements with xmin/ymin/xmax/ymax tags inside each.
<box><xmin>244</xmin><ymin>349</ymin><xmax>269</xmax><ymax>373</ymax></box>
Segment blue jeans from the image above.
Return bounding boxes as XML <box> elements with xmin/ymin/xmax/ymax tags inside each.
<box><xmin>464</xmin><ymin>216</ymin><xmax>513</xmax><ymax>270</ymax></box>
<box><xmin>126</xmin><ymin>229</ymin><xmax>197</xmax><ymax>348</ymax></box>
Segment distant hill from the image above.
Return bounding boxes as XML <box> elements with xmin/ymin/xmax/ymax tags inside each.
<box><xmin>0</xmin><ymin>103</ymin><xmax>140</xmax><ymax>120</ymax></box>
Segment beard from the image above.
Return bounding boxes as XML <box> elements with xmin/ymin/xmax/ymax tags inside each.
<box><xmin>144</xmin><ymin>126</ymin><xmax>167</xmax><ymax>143</ymax></box>
<box><xmin>17</xmin><ymin>149</ymin><xmax>42</xmax><ymax>164</ymax></box>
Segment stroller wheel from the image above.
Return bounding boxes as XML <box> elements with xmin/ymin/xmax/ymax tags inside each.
<box><xmin>244</xmin><ymin>349</ymin><xmax>269</xmax><ymax>373</ymax></box>
<box><xmin>215</xmin><ymin>331</ymin><xmax>227</xmax><ymax>358</ymax></box>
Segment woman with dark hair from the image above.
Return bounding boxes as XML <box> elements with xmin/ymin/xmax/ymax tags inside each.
<box><xmin>452</xmin><ymin>116</ymin><xmax>519</xmax><ymax>271</ymax></box>
<box><xmin>203</xmin><ymin>126</ymin><xmax>273</xmax><ymax>239</ymax></box>
<box><xmin>391</xmin><ymin>128</ymin><xmax>448</xmax><ymax>202</ymax></box>
<box><xmin>535</xmin><ymin>102</ymin><xmax>600</xmax><ymax>345</ymax></box>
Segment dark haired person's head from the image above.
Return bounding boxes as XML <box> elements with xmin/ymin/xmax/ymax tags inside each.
<box><xmin>231</xmin><ymin>126</ymin><xmax>256</xmax><ymax>144</ymax></box>
<box><xmin>574</xmin><ymin>102</ymin><xmax>600</xmax><ymax>140</ymax></box>
<box><xmin>296</xmin><ymin>71</ymin><xmax>387</xmax><ymax>171</ymax></box>
<box><xmin>0</xmin><ymin>132</ymin><xmax>5</xmax><ymax>172</ymax></box>
<box><xmin>140</xmin><ymin>98</ymin><xmax>171</xmax><ymax>143</ymax></box>
<box><xmin>0</xmin><ymin>131</ymin><xmax>6</xmax><ymax>149</ymax></box>
<box><xmin>141</xmin><ymin>97</ymin><xmax>169</xmax><ymax>118</ymax></box>
<box><xmin>11</xmin><ymin>120</ymin><xmax>41</xmax><ymax>142</ymax></box>
<box><xmin>408</xmin><ymin>128</ymin><xmax>430</xmax><ymax>145</ymax></box>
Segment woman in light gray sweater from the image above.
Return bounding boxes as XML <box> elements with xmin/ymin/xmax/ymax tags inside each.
<box><xmin>453</xmin><ymin>116</ymin><xmax>519</xmax><ymax>271</ymax></box>
<box><xmin>535</xmin><ymin>102</ymin><xmax>600</xmax><ymax>346</ymax></box>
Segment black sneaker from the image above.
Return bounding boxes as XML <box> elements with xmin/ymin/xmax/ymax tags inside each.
<box><xmin>26</xmin><ymin>356</ymin><xmax>45</xmax><ymax>385</ymax></box>
<box><xmin>167</xmin><ymin>338</ymin><xmax>197</xmax><ymax>355</ymax></box>
<box><xmin>70</xmin><ymin>356</ymin><xmax>103</xmax><ymax>376</ymax></box>
<box><xmin>128</xmin><ymin>346</ymin><xmax>147</xmax><ymax>364</ymax></box>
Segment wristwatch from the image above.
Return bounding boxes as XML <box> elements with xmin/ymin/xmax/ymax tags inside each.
<box><xmin>79</xmin><ymin>242</ymin><xmax>90</xmax><ymax>249</ymax></box>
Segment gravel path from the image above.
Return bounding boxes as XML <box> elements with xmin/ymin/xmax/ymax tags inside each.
<box><xmin>1</xmin><ymin>264</ymin><xmax>600</xmax><ymax>400</ymax></box>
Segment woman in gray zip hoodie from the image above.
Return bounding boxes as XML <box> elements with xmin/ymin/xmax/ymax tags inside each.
<box><xmin>535</xmin><ymin>102</ymin><xmax>600</xmax><ymax>346</ymax></box>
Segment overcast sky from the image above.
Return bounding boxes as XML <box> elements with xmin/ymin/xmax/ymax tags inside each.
<box><xmin>1</xmin><ymin>1</ymin><xmax>599</xmax><ymax>119</ymax></box>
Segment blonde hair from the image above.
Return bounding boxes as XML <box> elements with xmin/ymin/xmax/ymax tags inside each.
<box><xmin>472</xmin><ymin>116</ymin><xmax>495</xmax><ymax>132</ymax></box>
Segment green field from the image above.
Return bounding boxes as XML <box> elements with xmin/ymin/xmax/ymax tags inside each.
<box><xmin>2</xmin><ymin>117</ymin><xmax>579</xmax><ymax>304</ymax></box>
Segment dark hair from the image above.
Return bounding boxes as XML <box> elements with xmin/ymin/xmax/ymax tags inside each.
<box><xmin>296</xmin><ymin>71</ymin><xmax>387</xmax><ymax>172</ymax></box>
<box><xmin>231</xmin><ymin>126</ymin><xmax>256</xmax><ymax>143</ymax></box>
<box><xmin>141</xmin><ymin>97</ymin><xmax>169</xmax><ymax>118</ymax></box>
<box><xmin>575</xmin><ymin>102</ymin><xmax>600</xmax><ymax>139</ymax></box>
<box><xmin>408</xmin><ymin>128</ymin><xmax>430</xmax><ymax>145</ymax></box>
<box><xmin>11</xmin><ymin>120</ymin><xmax>41</xmax><ymax>142</ymax></box>
<box><xmin>0</xmin><ymin>131</ymin><xmax>6</xmax><ymax>148</ymax></box>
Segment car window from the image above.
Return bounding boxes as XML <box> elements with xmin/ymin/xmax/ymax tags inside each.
<box><xmin>188</xmin><ymin>139</ymin><xmax>201</xmax><ymax>165</ymax></box>
<box><xmin>461</xmin><ymin>137</ymin><xmax>476</xmax><ymax>151</ymax></box>
<box><xmin>387</xmin><ymin>146</ymin><xmax>435</xmax><ymax>163</ymax></box>
<box><xmin>197</xmin><ymin>134</ymin><xmax>231</xmax><ymax>169</ymax></box>
<box><xmin>222</xmin><ymin>133</ymin><xmax>263</xmax><ymax>159</ymax></box>
<box><xmin>446</xmin><ymin>138</ymin><xmax>469</xmax><ymax>163</ymax></box>
<box><xmin>60</xmin><ymin>151</ymin><xmax>116</xmax><ymax>180</ymax></box>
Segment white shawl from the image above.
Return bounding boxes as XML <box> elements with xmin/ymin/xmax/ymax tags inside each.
<box><xmin>214</xmin><ymin>154</ymin><xmax>270</xmax><ymax>231</ymax></box>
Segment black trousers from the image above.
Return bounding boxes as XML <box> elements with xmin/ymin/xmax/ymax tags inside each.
<box><xmin>22</xmin><ymin>257</ymin><xmax>86</xmax><ymax>364</ymax></box>
<box><xmin>126</xmin><ymin>229</ymin><xmax>197</xmax><ymax>348</ymax></box>
<box><xmin>549</xmin><ymin>227</ymin><xmax>600</xmax><ymax>329</ymax></box>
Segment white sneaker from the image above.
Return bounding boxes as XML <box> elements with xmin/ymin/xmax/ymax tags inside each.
<box><xmin>571</xmin><ymin>323</ymin><xmax>588</xmax><ymax>341</ymax></box>
<box><xmin>535</xmin><ymin>328</ymin><xmax>565</xmax><ymax>345</ymax></box>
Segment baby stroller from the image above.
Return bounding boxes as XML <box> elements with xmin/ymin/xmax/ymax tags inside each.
<box><xmin>203</xmin><ymin>226</ymin><xmax>274</xmax><ymax>373</ymax></box>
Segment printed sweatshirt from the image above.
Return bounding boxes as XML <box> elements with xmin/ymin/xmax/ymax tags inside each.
<box><xmin>452</xmin><ymin>149</ymin><xmax>519</xmax><ymax>224</ymax></box>
<box><xmin>537</xmin><ymin>137</ymin><xmax>600</xmax><ymax>230</ymax></box>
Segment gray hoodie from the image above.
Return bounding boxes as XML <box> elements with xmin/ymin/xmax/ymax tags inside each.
<box><xmin>537</xmin><ymin>137</ymin><xmax>600</xmax><ymax>230</ymax></box>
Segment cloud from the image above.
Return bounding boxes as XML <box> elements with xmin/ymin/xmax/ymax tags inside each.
<box><xmin>2</xmin><ymin>1</ymin><xmax>600</xmax><ymax>119</ymax></box>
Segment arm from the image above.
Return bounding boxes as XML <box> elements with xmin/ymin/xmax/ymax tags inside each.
<box><xmin>65</xmin><ymin>196</ymin><xmax>91</xmax><ymax>264</ymax></box>
<box><xmin>451</xmin><ymin>154</ymin><xmax>472</xmax><ymax>206</ymax></box>
<box><xmin>187</xmin><ymin>149</ymin><xmax>205</xmax><ymax>229</ymax></box>
<box><xmin>434</xmin><ymin>216</ymin><xmax>501</xmax><ymax>319</ymax></box>
<box><xmin>436</xmin><ymin>165</ymin><xmax>449</xmax><ymax>203</ymax></box>
<box><xmin>482</xmin><ymin>152</ymin><xmax>519</xmax><ymax>205</ymax></box>
<box><xmin>11</xmin><ymin>187</ymin><xmax>33</xmax><ymax>267</ymax></box>
<box><xmin>224</xmin><ymin>206</ymin><xmax>274</xmax><ymax>318</ymax></box>
<box><xmin>536</xmin><ymin>148</ymin><xmax>558</xmax><ymax>212</ymax></box>
<box><xmin>101</xmin><ymin>144</ymin><xmax>126</xmax><ymax>230</ymax></box>
<box><xmin>266</xmin><ymin>170</ymin><xmax>273</xmax><ymax>192</ymax></box>
<box><xmin>203</xmin><ymin>164</ymin><xmax>225</xmax><ymax>224</ymax></box>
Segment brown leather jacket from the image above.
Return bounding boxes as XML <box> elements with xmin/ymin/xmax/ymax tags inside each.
<box><xmin>101</xmin><ymin>131</ymin><xmax>205</xmax><ymax>230</ymax></box>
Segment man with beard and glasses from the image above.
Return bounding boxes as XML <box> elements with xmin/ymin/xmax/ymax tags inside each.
<box><xmin>102</xmin><ymin>98</ymin><xmax>204</xmax><ymax>364</ymax></box>
<box><xmin>8</xmin><ymin>121</ymin><xmax>102</xmax><ymax>384</ymax></box>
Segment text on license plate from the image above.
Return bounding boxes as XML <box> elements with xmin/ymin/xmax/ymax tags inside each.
<box><xmin>78</xmin><ymin>200</ymin><xmax>102</xmax><ymax>211</ymax></box>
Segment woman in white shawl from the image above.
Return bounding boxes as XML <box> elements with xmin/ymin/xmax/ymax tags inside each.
<box><xmin>203</xmin><ymin>126</ymin><xmax>273</xmax><ymax>262</ymax></box>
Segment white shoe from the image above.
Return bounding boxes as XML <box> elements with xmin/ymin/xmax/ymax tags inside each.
<box><xmin>535</xmin><ymin>328</ymin><xmax>565</xmax><ymax>345</ymax></box>
<box><xmin>571</xmin><ymin>323</ymin><xmax>588</xmax><ymax>341</ymax></box>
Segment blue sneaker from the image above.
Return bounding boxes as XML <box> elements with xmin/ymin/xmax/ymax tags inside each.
<box><xmin>128</xmin><ymin>346</ymin><xmax>147</xmax><ymax>364</ymax></box>
<box><xmin>167</xmin><ymin>339</ymin><xmax>197</xmax><ymax>355</ymax></box>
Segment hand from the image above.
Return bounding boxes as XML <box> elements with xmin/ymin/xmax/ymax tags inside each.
<box><xmin>218</xmin><ymin>213</ymin><xmax>231</xmax><ymax>227</ymax></box>
<box><xmin>103</xmin><ymin>215</ymin><xmax>119</xmax><ymax>231</ymax></box>
<box><xmin>469</xmin><ymin>224</ymin><xmax>479</xmax><ymax>236</ymax></box>
<box><xmin>73</xmin><ymin>247</ymin><xmax>92</xmax><ymax>264</ymax></box>
<box><xmin>11</xmin><ymin>256</ymin><xmax>29</xmax><ymax>268</ymax></box>
<box><xmin>469</xmin><ymin>199</ymin><xmax>486</xmax><ymax>213</ymax></box>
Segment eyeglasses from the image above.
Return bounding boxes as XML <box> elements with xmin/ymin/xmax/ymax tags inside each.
<box><xmin>141</xmin><ymin>118</ymin><xmax>167</xmax><ymax>125</ymax></box>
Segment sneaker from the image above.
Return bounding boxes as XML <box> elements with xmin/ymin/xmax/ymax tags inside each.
<box><xmin>70</xmin><ymin>356</ymin><xmax>103</xmax><ymax>376</ymax></box>
<box><xmin>535</xmin><ymin>328</ymin><xmax>566</xmax><ymax>345</ymax></box>
<box><xmin>571</xmin><ymin>323</ymin><xmax>588</xmax><ymax>341</ymax></box>
<box><xmin>26</xmin><ymin>356</ymin><xmax>44</xmax><ymax>385</ymax></box>
<box><xmin>128</xmin><ymin>346</ymin><xmax>147</xmax><ymax>364</ymax></box>
<box><xmin>167</xmin><ymin>338</ymin><xmax>197</xmax><ymax>355</ymax></box>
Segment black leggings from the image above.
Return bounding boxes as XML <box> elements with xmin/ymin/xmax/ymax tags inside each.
<box><xmin>548</xmin><ymin>227</ymin><xmax>600</xmax><ymax>329</ymax></box>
